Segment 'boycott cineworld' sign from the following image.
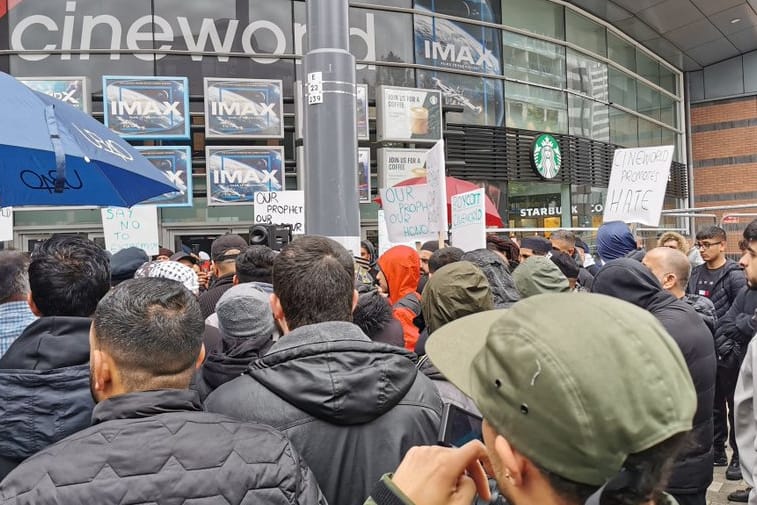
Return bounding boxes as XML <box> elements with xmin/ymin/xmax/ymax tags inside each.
<box><xmin>9</xmin><ymin>1</ymin><xmax>376</xmax><ymax>69</ymax></box>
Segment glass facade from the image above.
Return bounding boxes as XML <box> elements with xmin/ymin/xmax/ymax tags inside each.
<box><xmin>0</xmin><ymin>0</ymin><xmax>686</xmax><ymax>244</ymax></box>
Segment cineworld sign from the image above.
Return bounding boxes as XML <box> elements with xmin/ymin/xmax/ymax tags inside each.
<box><xmin>9</xmin><ymin>1</ymin><xmax>377</xmax><ymax>68</ymax></box>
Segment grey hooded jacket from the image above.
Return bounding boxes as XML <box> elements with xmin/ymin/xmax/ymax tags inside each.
<box><xmin>205</xmin><ymin>321</ymin><xmax>443</xmax><ymax>505</ymax></box>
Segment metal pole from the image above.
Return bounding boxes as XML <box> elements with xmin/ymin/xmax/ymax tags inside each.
<box><xmin>302</xmin><ymin>0</ymin><xmax>361</xmax><ymax>254</ymax></box>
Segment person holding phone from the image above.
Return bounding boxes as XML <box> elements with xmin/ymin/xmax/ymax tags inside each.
<box><xmin>365</xmin><ymin>294</ymin><xmax>697</xmax><ymax>505</ymax></box>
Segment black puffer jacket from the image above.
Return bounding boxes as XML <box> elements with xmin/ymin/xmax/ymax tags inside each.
<box><xmin>205</xmin><ymin>321</ymin><xmax>443</xmax><ymax>505</ymax></box>
<box><xmin>683</xmin><ymin>293</ymin><xmax>718</xmax><ymax>336</ymax></box>
<box><xmin>0</xmin><ymin>317</ymin><xmax>94</xmax><ymax>480</ymax></box>
<box><xmin>593</xmin><ymin>259</ymin><xmax>717</xmax><ymax>495</ymax></box>
<box><xmin>713</xmin><ymin>286</ymin><xmax>757</xmax><ymax>367</ymax></box>
<box><xmin>0</xmin><ymin>389</ymin><xmax>326</xmax><ymax>505</ymax></box>
<box><xmin>687</xmin><ymin>259</ymin><xmax>745</xmax><ymax>320</ymax></box>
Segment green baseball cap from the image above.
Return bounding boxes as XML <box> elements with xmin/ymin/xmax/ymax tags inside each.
<box><xmin>426</xmin><ymin>292</ymin><xmax>696</xmax><ymax>487</ymax></box>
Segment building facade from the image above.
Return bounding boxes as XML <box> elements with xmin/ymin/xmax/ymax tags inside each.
<box><xmin>1</xmin><ymin>0</ymin><xmax>688</xmax><ymax>252</ymax></box>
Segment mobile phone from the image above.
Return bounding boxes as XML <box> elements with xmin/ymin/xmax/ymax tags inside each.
<box><xmin>438</xmin><ymin>404</ymin><xmax>483</xmax><ymax>447</ymax></box>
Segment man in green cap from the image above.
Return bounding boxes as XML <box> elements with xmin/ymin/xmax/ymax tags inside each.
<box><xmin>365</xmin><ymin>293</ymin><xmax>697</xmax><ymax>505</ymax></box>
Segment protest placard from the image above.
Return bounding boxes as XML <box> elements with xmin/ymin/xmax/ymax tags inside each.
<box><xmin>101</xmin><ymin>205</ymin><xmax>159</xmax><ymax>255</ymax></box>
<box><xmin>379</xmin><ymin>185</ymin><xmax>436</xmax><ymax>243</ymax></box>
<box><xmin>377</xmin><ymin>210</ymin><xmax>418</xmax><ymax>256</ymax></box>
<box><xmin>450</xmin><ymin>188</ymin><xmax>485</xmax><ymax>251</ymax></box>
<box><xmin>254</xmin><ymin>191</ymin><xmax>305</xmax><ymax>234</ymax></box>
<box><xmin>603</xmin><ymin>146</ymin><xmax>674</xmax><ymax>226</ymax></box>
<box><xmin>0</xmin><ymin>207</ymin><xmax>13</xmax><ymax>242</ymax></box>
<box><xmin>425</xmin><ymin>140</ymin><xmax>448</xmax><ymax>236</ymax></box>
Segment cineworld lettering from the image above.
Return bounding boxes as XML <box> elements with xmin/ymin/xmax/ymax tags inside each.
<box><xmin>11</xmin><ymin>1</ymin><xmax>376</xmax><ymax>68</ymax></box>
<box><xmin>21</xmin><ymin>169</ymin><xmax>83</xmax><ymax>192</ymax></box>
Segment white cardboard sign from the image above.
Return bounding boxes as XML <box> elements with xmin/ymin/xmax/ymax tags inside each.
<box><xmin>425</xmin><ymin>139</ymin><xmax>448</xmax><ymax>236</ymax></box>
<box><xmin>377</xmin><ymin>210</ymin><xmax>418</xmax><ymax>256</ymax></box>
<box><xmin>253</xmin><ymin>191</ymin><xmax>305</xmax><ymax>234</ymax></box>
<box><xmin>379</xmin><ymin>184</ymin><xmax>436</xmax><ymax>243</ymax></box>
<box><xmin>603</xmin><ymin>146</ymin><xmax>674</xmax><ymax>226</ymax></box>
<box><xmin>450</xmin><ymin>188</ymin><xmax>486</xmax><ymax>252</ymax></box>
<box><xmin>0</xmin><ymin>207</ymin><xmax>12</xmax><ymax>242</ymax></box>
<box><xmin>101</xmin><ymin>205</ymin><xmax>159</xmax><ymax>256</ymax></box>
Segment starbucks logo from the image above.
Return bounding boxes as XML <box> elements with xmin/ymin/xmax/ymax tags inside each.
<box><xmin>531</xmin><ymin>134</ymin><xmax>561</xmax><ymax>179</ymax></box>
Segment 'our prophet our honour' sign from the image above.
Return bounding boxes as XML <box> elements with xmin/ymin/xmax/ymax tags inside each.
<box><xmin>377</xmin><ymin>85</ymin><xmax>442</xmax><ymax>143</ymax></box>
<box><xmin>204</xmin><ymin>78</ymin><xmax>284</xmax><ymax>139</ymax></box>
<box><xmin>602</xmin><ymin>146</ymin><xmax>674</xmax><ymax>226</ymax></box>
<box><xmin>103</xmin><ymin>76</ymin><xmax>190</xmax><ymax>140</ymax></box>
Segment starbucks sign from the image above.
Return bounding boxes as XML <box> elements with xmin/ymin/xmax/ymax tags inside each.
<box><xmin>531</xmin><ymin>134</ymin><xmax>562</xmax><ymax>180</ymax></box>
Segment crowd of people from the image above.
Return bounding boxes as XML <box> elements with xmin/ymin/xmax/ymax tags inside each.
<box><xmin>1</xmin><ymin>219</ymin><xmax>757</xmax><ymax>505</ymax></box>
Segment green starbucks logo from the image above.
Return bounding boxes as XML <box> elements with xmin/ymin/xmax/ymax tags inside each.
<box><xmin>532</xmin><ymin>134</ymin><xmax>562</xmax><ymax>179</ymax></box>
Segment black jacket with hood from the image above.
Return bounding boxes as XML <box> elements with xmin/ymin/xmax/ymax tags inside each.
<box><xmin>713</xmin><ymin>286</ymin><xmax>757</xmax><ymax>367</ymax></box>
<box><xmin>686</xmin><ymin>259</ymin><xmax>745</xmax><ymax>320</ymax></box>
<box><xmin>205</xmin><ymin>321</ymin><xmax>443</xmax><ymax>505</ymax></box>
<box><xmin>0</xmin><ymin>389</ymin><xmax>326</xmax><ymax>505</ymax></box>
<box><xmin>0</xmin><ymin>316</ymin><xmax>94</xmax><ymax>480</ymax></box>
<box><xmin>593</xmin><ymin>259</ymin><xmax>717</xmax><ymax>495</ymax></box>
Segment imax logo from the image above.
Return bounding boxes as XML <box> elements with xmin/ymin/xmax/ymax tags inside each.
<box><xmin>212</xmin><ymin>169</ymin><xmax>279</xmax><ymax>185</ymax></box>
<box><xmin>210</xmin><ymin>101</ymin><xmax>275</xmax><ymax>116</ymax></box>
<box><xmin>423</xmin><ymin>40</ymin><xmax>498</xmax><ymax>69</ymax></box>
<box><xmin>110</xmin><ymin>101</ymin><xmax>181</xmax><ymax>116</ymax></box>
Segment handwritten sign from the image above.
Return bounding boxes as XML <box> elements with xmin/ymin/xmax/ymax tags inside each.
<box><xmin>603</xmin><ymin>146</ymin><xmax>674</xmax><ymax>226</ymax></box>
<box><xmin>253</xmin><ymin>191</ymin><xmax>305</xmax><ymax>234</ymax></box>
<box><xmin>101</xmin><ymin>205</ymin><xmax>159</xmax><ymax>255</ymax></box>
<box><xmin>425</xmin><ymin>139</ymin><xmax>448</xmax><ymax>236</ymax></box>
<box><xmin>378</xmin><ymin>210</ymin><xmax>418</xmax><ymax>256</ymax></box>
<box><xmin>0</xmin><ymin>207</ymin><xmax>12</xmax><ymax>242</ymax></box>
<box><xmin>450</xmin><ymin>189</ymin><xmax>485</xmax><ymax>252</ymax></box>
<box><xmin>379</xmin><ymin>185</ymin><xmax>436</xmax><ymax>243</ymax></box>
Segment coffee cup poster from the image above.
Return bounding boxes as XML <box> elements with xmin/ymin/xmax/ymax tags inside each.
<box><xmin>377</xmin><ymin>85</ymin><xmax>442</xmax><ymax>143</ymax></box>
<box><xmin>378</xmin><ymin>148</ymin><xmax>430</xmax><ymax>188</ymax></box>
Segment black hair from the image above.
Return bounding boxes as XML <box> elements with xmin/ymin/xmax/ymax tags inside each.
<box><xmin>695</xmin><ymin>226</ymin><xmax>726</xmax><ymax>242</ymax></box>
<box><xmin>428</xmin><ymin>247</ymin><xmax>464</xmax><ymax>274</ymax></box>
<box><xmin>535</xmin><ymin>432</ymin><xmax>687</xmax><ymax>505</ymax></box>
<box><xmin>236</xmin><ymin>245</ymin><xmax>277</xmax><ymax>284</ymax></box>
<box><xmin>93</xmin><ymin>278</ymin><xmax>203</xmax><ymax>389</ymax></box>
<box><xmin>29</xmin><ymin>234</ymin><xmax>110</xmax><ymax>317</ymax></box>
<box><xmin>353</xmin><ymin>290</ymin><xmax>404</xmax><ymax>347</ymax></box>
<box><xmin>273</xmin><ymin>235</ymin><xmax>355</xmax><ymax>330</ymax></box>
<box><xmin>744</xmin><ymin>219</ymin><xmax>757</xmax><ymax>243</ymax></box>
<box><xmin>550</xmin><ymin>251</ymin><xmax>580</xmax><ymax>279</ymax></box>
<box><xmin>0</xmin><ymin>251</ymin><xmax>30</xmax><ymax>304</ymax></box>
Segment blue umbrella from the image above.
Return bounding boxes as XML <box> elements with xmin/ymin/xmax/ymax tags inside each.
<box><xmin>0</xmin><ymin>72</ymin><xmax>179</xmax><ymax>207</ymax></box>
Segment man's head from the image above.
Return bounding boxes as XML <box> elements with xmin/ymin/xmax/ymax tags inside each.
<box><xmin>596</xmin><ymin>221</ymin><xmax>637</xmax><ymax>263</ymax></box>
<box><xmin>0</xmin><ymin>251</ymin><xmax>30</xmax><ymax>305</ymax></box>
<box><xmin>549</xmin><ymin>251</ymin><xmax>580</xmax><ymax>290</ymax></box>
<box><xmin>90</xmin><ymin>278</ymin><xmax>205</xmax><ymax>402</ymax></box>
<box><xmin>235</xmin><ymin>245</ymin><xmax>277</xmax><ymax>284</ymax></box>
<box><xmin>427</xmin><ymin>294</ymin><xmax>696</xmax><ymax>505</ymax></box>
<box><xmin>512</xmin><ymin>256</ymin><xmax>569</xmax><ymax>298</ymax></box>
<box><xmin>376</xmin><ymin>245</ymin><xmax>421</xmax><ymax>305</ymax></box>
<box><xmin>656</xmin><ymin>231</ymin><xmax>688</xmax><ymax>255</ymax></box>
<box><xmin>428</xmin><ymin>246</ymin><xmax>464</xmax><ymax>276</ymax></box>
<box><xmin>272</xmin><ymin>235</ymin><xmax>356</xmax><ymax>333</ymax></box>
<box><xmin>169</xmin><ymin>251</ymin><xmax>198</xmax><ymax>269</ymax></box>
<box><xmin>28</xmin><ymin>235</ymin><xmax>110</xmax><ymax>317</ymax></box>
<box><xmin>549</xmin><ymin>230</ymin><xmax>576</xmax><ymax>257</ymax></box>
<box><xmin>739</xmin><ymin>220</ymin><xmax>757</xmax><ymax>288</ymax></box>
<box><xmin>518</xmin><ymin>236</ymin><xmax>551</xmax><ymax>263</ymax></box>
<box><xmin>486</xmin><ymin>235</ymin><xmax>520</xmax><ymax>267</ymax></box>
<box><xmin>216</xmin><ymin>283</ymin><xmax>276</xmax><ymax>341</ymax></box>
<box><xmin>419</xmin><ymin>240</ymin><xmax>439</xmax><ymax>275</ymax></box>
<box><xmin>695</xmin><ymin>226</ymin><xmax>727</xmax><ymax>264</ymax></box>
<box><xmin>210</xmin><ymin>234</ymin><xmax>248</xmax><ymax>278</ymax></box>
<box><xmin>642</xmin><ymin>247</ymin><xmax>691</xmax><ymax>298</ymax></box>
<box><xmin>110</xmin><ymin>247</ymin><xmax>149</xmax><ymax>286</ymax></box>
<box><xmin>422</xmin><ymin>261</ymin><xmax>493</xmax><ymax>334</ymax></box>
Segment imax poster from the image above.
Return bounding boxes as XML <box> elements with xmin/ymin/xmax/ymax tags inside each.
<box><xmin>413</xmin><ymin>0</ymin><xmax>503</xmax><ymax>126</ymax></box>
<box><xmin>358</xmin><ymin>148</ymin><xmax>371</xmax><ymax>203</ymax></box>
<box><xmin>136</xmin><ymin>147</ymin><xmax>192</xmax><ymax>208</ymax></box>
<box><xmin>206</xmin><ymin>147</ymin><xmax>284</xmax><ymax>206</ymax></box>
<box><xmin>19</xmin><ymin>77</ymin><xmax>90</xmax><ymax>112</ymax></box>
<box><xmin>103</xmin><ymin>76</ymin><xmax>190</xmax><ymax>140</ymax></box>
<box><xmin>204</xmin><ymin>78</ymin><xmax>284</xmax><ymax>139</ymax></box>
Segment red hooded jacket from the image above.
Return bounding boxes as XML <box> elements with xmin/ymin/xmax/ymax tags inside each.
<box><xmin>377</xmin><ymin>246</ymin><xmax>422</xmax><ymax>351</ymax></box>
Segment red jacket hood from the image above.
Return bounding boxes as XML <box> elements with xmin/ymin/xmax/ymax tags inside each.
<box><xmin>378</xmin><ymin>246</ymin><xmax>421</xmax><ymax>305</ymax></box>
